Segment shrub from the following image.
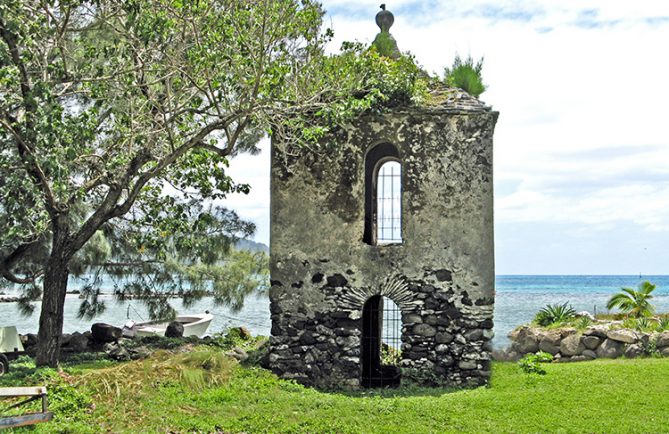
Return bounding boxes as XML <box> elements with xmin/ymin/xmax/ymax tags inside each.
<box><xmin>643</xmin><ymin>337</ymin><xmax>659</xmax><ymax>356</ymax></box>
<box><xmin>444</xmin><ymin>55</ymin><xmax>486</xmax><ymax>97</ymax></box>
<box><xmin>621</xmin><ymin>316</ymin><xmax>659</xmax><ymax>332</ymax></box>
<box><xmin>606</xmin><ymin>281</ymin><xmax>656</xmax><ymax>318</ymax></box>
<box><xmin>534</xmin><ymin>302</ymin><xmax>577</xmax><ymax>327</ymax></box>
<box><xmin>380</xmin><ymin>343</ymin><xmax>401</xmax><ymax>366</ymax></box>
<box><xmin>518</xmin><ymin>352</ymin><xmax>553</xmax><ymax>375</ymax></box>
<box><xmin>575</xmin><ymin>316</ymin><xmax>592</xmax><ymax>330</ymax></box>
<box><xmin>658</xmin><ymin>317</ymin><xmax>669</xmax><ymax>332</ymax></box>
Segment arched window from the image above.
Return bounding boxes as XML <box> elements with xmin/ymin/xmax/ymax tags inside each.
<box><xmin>361</xmin><ymin>295</ymin><xmax>402</xmax><ymax>388</ymax></box>
<box><xmin>376</xmin><ymin>161</ymin><xmax>402</xmax><ymax>244</ymax></box>
<box><xmin>364</xmin><ymin>143</ymin><xmax>402</xmax><ymax>245</ymax></box>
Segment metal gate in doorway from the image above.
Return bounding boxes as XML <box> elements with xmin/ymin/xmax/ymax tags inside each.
<box><xmin>361</xmin><ymin>295</ymin><xmax>401</xmax><ymax>388</ymax></box>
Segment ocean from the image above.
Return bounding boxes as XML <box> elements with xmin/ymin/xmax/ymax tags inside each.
<box><xmin>2</xmin><ymin>275</ymin><xmax>668</xmax><ymax>350</ymax></box>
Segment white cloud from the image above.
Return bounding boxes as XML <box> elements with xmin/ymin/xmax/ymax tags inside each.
<box><xmin>218</xmin><ymin>139</ymin><xmax>271</xmax><ymax>244</ymax></box>
<box><xmin>327</xmin><ymin>1</ymin><xmax>669</xmax><ymax>234</ymax></box>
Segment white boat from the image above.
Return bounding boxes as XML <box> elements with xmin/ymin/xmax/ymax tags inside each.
<box><xmin>123</xmin><ymin>313</ymin><xmax>214</xmax><ymax>338</ymax></box>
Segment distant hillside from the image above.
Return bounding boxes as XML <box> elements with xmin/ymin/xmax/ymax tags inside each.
<box><xmin>235</xmin><ymin>239</ymin><xmax>269</xmax><ymax>253</ymax></box>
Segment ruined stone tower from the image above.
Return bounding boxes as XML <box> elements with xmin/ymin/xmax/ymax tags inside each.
<box><xmin>268</xmin><ymin>7</ymin><xmax>498</xmax><ymax>389</ymax></box>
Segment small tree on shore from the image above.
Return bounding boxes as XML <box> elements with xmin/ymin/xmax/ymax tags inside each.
<box><xmin>606</xmin><ymin>281</ymin><xmax>657</xmax><ymax>318</ymax></box>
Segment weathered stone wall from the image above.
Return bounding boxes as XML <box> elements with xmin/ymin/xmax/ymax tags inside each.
<box><xmin>269</xmin><ymin>104</ymin><xmax>498</xmax><ymax>388</ymax></box>
<box><xmin>506</xmin><ymin>325</ymin><xmax>669</xmax><ymax>362</ymax></box>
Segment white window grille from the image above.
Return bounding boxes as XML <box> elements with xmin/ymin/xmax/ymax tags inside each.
<box><xmin>376</xmin><ymin>161</ymin><xmax>402</xmax><ymax>244</ymax></box>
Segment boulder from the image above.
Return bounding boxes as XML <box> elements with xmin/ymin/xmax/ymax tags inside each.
<box><xmin>492</xmin><ymin>348</ymin><xmax>520</xmax><ymax>362</ymax></box>
<box><xmin>624</xmin><ymin>344</ymin><xmax>644</xmax><ymax>359</ymax></box>
<box><xmin>226</xmin><ymin>347</ymin><xmax>249</xmax><ymax>362</ymax></box>
<box><xmin>413</xmin><ymin>324</ymin><xmax>436</xmax><ymax>337</ymax></box>
<box><xmin>559</xmin><ymin>328</ymin><xmax>578</xmax><ymax>338</ymax></box>
<box><xmin>660</xmin><ymin>347</ymin><xmax>669</xmax><ymax>357</ymax></box>
<box><xmin>435</xmin><ymin>332</ymin><xmax>454</xmax><ymax>344</ymax></box>
<box><xmin>464</xmin><ymin>329</ymin><xmax>483</xmax><ymax>341</ymax></box>
<box><xmin>458</xmin><ymin>360</ymin><xmax>478</xmax><ymax>370</ymax></box>
<box><xmin>403</xmin><ymin>313</ymin><xmax>422</xmax><ymax>324</ymax></box>
<box><xmin>107</xmin><ymin>345</ymin><xmax>131</xmax><ymax>361</ymax></box>
<box><xmin>596</xmin><ymin>338</ymin><xmax>624</xmax><ymax>358</ymax></box>
<box><xmin>510</xmin><ymin>327</ymin><xmax>539</xmax><ymax>354</ymax></box>
<box><xmin>538</xmin><ymin>330</ymin><xmax>562</xmax><ymax>346</ymax></box>
<box><xmin>165</xmin><ymin>321</ymin><xmax>184</xmax><ymax>338</ymax></box>
<box><xmin>575</xmin><ymin>311</ymin><xmax>595</xmax><ymax>321</ymax></box>
<box><xmin>570</xmin><ymin>355</ymin><xmax>588</xmax><ymax>362</ymax></box>
<box><xmin>607</xmin><ymin>329</ymin><xmax>637</xmax><ymax>344</ymax></box>
<box><xmin>68</xmin><ymin>332</ymin><xmax>90</xmax><ymax>353</ymax></box>
<box><xmin>129</xmin><ymin>346</ymin><xmax>152</xmax><ymax>360</ymax></box>
<box><xmin>91</xmin><ymin>323</ymin><xmax>122</xmax><ymax>343</ymax></box>
<box><xmin>582</xmin><ymin>349</ymin><xmax>597</xmax><ymax>359</ymax></box>
<box><xmin>583</xmin><ymin>325</ymin><xmax>609</xmax><ymax>339</ymax></box>
<box><xmin>560</xmin><ymin>334</ymin><xmax>585</xmax><ymax>356</ymax></box>
<box><xmin>538</xmin><ymin>330</ymin><xmax>562</xmax><ymax>355</ymax></box>
<box><xmin>582</xmin><ymin>335</ymin><xmax>601</xmax><ymax>350</ymax></box>
<box><xmin>539</xmin><ymin>341</ymin><xmax>560</xmax><ymax>355</ymax></box>
<box><xmin>60</xmin><ymin>333</ymin><xmax>72</xmax><ymax>347</ymax></box>
<box><xmin>22</xmin><ymin>333</ymin><xmax>38</xmax><ymax>349</ymax></box>
<box><xmin>656</xmin><ymin>331</ymin><xmax>669</xmax><ymax>348</ymax></box>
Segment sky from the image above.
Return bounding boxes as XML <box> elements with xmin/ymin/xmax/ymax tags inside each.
<box><xmin>222</xmin><ymin>0</ymin><xmax>669</xmax><ymax>275</ymax></box>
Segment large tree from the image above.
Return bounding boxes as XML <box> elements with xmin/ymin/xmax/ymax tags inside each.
<box><xmin>0</xmin><ymin>0</ymin><xmax>338</xmax><ymax>366</ymax></box>
<box><xmin>0</xmin><ymin>0</ymin><xmax>428</xmax><ymax>367</ymax></box>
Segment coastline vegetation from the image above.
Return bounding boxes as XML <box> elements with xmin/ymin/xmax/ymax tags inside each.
<box><xmin>529</xmin><ymin>281</ymin><xmax>667</xmax><ymax>332</ymax></box>
<box><xmin>606</xmin><ymin>281</ymin><xmax>657</xmax><ymax>318</ymax></box>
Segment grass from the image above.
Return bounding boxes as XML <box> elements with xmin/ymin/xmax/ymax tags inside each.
<box><xmin>3</xmin><ymin>352</ymin><xmax>669</xmax><ymax>433</ymax></box>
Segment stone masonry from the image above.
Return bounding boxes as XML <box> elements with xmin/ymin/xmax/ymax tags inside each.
<box><xmin>269</xmin><ymin>95</ymin><xmax>498</xmax><ymax>389</ymax></box>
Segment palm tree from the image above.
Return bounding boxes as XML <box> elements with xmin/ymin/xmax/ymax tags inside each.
<box><xmin>606</xmin><ymin>281</ymin><xmax>657</xmax><ymax>318</ymax></box>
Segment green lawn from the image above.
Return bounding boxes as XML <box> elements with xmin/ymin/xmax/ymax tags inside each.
<box><xmin>3</xmin><ymin>353</ymin><xmax>669</xmax><ymax>433</ymax></box>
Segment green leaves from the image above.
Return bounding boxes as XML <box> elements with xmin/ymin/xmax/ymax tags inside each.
<box><xmin>606</xmin><ymin>281</ymin><xmax>656</xmax><ymax>318</ymax></box>
<box><xmin>280</xmin><ymin>42</ymin><xmax>429</xmax><ymax>147</ymax></box>
<box><xmin>533</xmin><ymin>302</ymin><xmax>576</xmax><ymax>327</ymax></box>
<box><xmin>444</xmin><ymin>55</ymin><xmax>486</xmax><ymax>98</ymax></box>
<box><xmin>518</xmin><ymin>351</ymin><xmax>553</xmax><ymax>375</ymax></box>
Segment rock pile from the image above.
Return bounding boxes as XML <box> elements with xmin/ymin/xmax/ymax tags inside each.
<box><xmin>21</xmin><ymin>323</ymin><xmax>153</xmax><ymax>361</ymax></box>
<box><xmin>501</xmin><ymin>325</ymin><xmax>669</xmax><ymax>362</ymax></box>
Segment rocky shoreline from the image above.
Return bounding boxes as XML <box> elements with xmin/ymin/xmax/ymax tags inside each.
<box><xmin>18</xmin><ymin>323</ymin><xmax>254</xmax><ymax>363</ymax></box>
<box><xmin>499</xmin><ymin>322</ymin><xmax>669</xmax><ymax>362</ymax></box>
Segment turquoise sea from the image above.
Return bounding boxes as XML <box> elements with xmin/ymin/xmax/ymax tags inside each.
<box><xmin>2</xmin><ymin>275</ymin><xmax>668</xmax><ymax>349</ymax></box>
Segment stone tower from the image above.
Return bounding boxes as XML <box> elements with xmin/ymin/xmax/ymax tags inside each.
<box><xmin>268</xmin><ymin>7</ymin><xmax>498</xmax><ymax>389</ymax></box>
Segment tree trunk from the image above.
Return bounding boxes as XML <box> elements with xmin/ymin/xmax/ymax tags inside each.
<box><xmin>35</xmin><ymin>254</ymin><xmax>70</xmax><ymax>367</ymax></box>
<box><xmin>36</xmin><ymin>216</ymin><xmax>72</xmax><ymax>368</ymax></box>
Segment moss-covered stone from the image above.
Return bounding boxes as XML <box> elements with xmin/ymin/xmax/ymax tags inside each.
<box><xmin>269</xmin><ymin>101</ymin><xmax>498</xmax><ymax>389</ymax></box>
<box><xmin>372</xmin><ymin>31</ymin><xmax>400</xmax><ymax>58</ymax></box>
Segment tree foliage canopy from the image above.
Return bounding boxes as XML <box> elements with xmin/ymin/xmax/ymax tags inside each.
<box><xmin>0</xmin><ymin>0</ymin><xmax>430</xmax><ymax>365</ymax></box>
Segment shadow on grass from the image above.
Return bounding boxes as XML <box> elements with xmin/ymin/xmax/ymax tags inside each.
<box><xmin>327</xmin><ymin>383</ymin><xmax>478</xmax><ymax>399</ymax></box>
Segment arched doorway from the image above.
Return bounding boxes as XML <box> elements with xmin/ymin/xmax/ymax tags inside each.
<box><xmin>361</xmin><ymin>295</ymin><xmax>402</xmax><ymax>388</ymax></box>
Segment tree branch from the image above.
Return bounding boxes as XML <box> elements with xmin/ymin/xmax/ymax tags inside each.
<box><xmin>0</xmin><ymin>116</ymin><xmax>62</xmax><ymax>215</ymax></box>
<box><xmin>0</xmin><ymin>240</ymin><xmax>42</xmax><ymax>284</ymax></box>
